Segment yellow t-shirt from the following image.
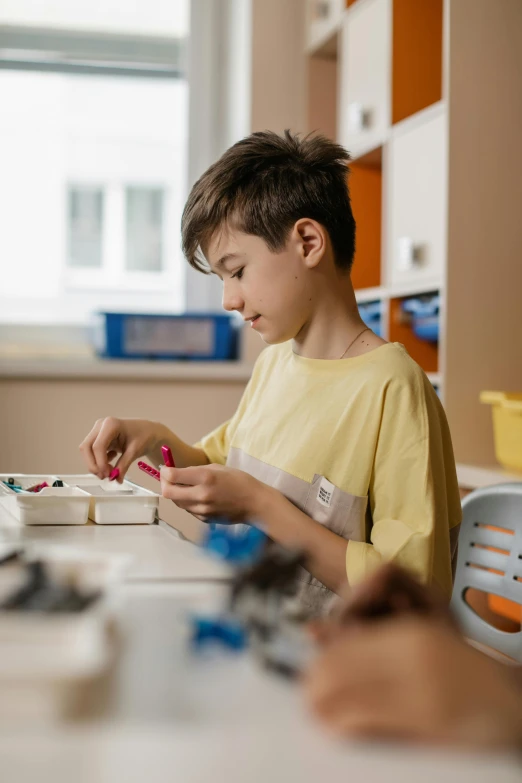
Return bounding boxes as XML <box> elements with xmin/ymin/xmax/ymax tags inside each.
<box><xmin>197</xmin><ymin>341</ymin><xmax>461</xmax><ymax>612</ymax></box>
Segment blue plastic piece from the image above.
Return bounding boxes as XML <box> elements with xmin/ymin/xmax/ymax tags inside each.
<box><xmin>412</xmin><ymin>317</ymin><xmax>439</xmax><ymax>342</ymax></box>
<box><xmin>401</xmin><ymin>295</ymin><xmax>440</xmax><ymax>344</ymax></box>
<box><xmin>358</xmin><ymin>300</ymin><xmax>383</xmax><ymax>338</ymax></box>
<box><xmin>92</xmin><ymin>312</ymin><xmax>239</xmax><ymax>361</ymax></box>
<box><xmin>191</xmin><ymin>615</ymin><xmax>247</xmax><ymax>651</ymax></box>
<box><xmin>401</xmin><ymin>295</ymin><xmax>440</xmax><ymax>317</ymax></box>
<box><xmin>2</xmin><ymin>481</ymin><xmax>22</xmax><ymax>492</ymax></box>
<box><xmin>202</xmin><ymin>523</ymin><xmax>267</xmax><ymax>565</ymax></box>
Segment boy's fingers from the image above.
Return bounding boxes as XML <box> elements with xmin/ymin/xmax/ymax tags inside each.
<box><xmin>79</xmin><ymin>437</ymin><xmax>100</xmax><ymax>477</ymax></box>
<box><xmin>160</xmin><ymin>479</ymin><xmax>200</xmax><ymax>504</ymax></box>
<box><xmin>79</xmin><ymin>421</ymin><xmax>105</xmax><ymax>476</ymax></box>
<box><xmin>91</xmin><ymin>420</ymin><xmax>120</xmax><ymax>477</ymax></box>
<box><xmin>113</xmin><ymin>447</ymin><xmax>140</xmax><ymax>482</ymax></box>
<box><xmin>160</xmin><ymin>465</ymin><xmax>211</xmax><ymax>486</ymax></box>
<box><xmin>160</xmin><ymin>467</ymin><xmax>180</xmax><ymax>484</ymax></box>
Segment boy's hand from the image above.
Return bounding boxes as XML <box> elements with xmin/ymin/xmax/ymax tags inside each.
<box><xmin>79</xmin><ymin>417</ymin><xmax>165</xmax><ymax>481</ymax></box>
<box><xmin>160</xmin><ymin>464</ymin><xmax>266</xmax><ymax>522</ymax></box>
<box><xmin>304</xmin><ymin>617</ymin><xmax>522</xmax><ymax>750</ymax></box>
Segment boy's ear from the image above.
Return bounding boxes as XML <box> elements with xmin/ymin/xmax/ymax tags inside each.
<box><xmin>292</xmin><ymin>218</ymin><xmax>327</xmax><ymax>269</ymax></box>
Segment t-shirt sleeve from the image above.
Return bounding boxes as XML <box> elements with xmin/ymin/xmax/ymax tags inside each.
<box><xmin>193</xmin><ymin>350</ymin><xmax>266</xmax><ymax>465</ymax></box>
<box><xmin>346</xmin><ymin>372</ymin><xmax>462</xmax><ymax>598</ymax></box>
<box><xmin>193</xmin><ymin>419</ymin><xmax>232</xmax><ymax>465</ymax></box>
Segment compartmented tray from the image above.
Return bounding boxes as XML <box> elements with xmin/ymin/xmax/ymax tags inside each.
<box><xmin>0</xmin><ymin>474</ymin><xmax>159</xmax><ymax>526</ymax></box>
<box><xmin>0</xmin><ymin>543</ymin><xmax>130</xmax><ymax>722</ymax></box>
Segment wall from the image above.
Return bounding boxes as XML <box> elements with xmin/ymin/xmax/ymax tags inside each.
<box><xmin>444</xmin><ymin>0</ymin><xmax>522</xmax><ymax>465</ymax></box>
<box><xmin>0</xmin><ymin>0</ymin><xmax>308</xmax><ymax>541</ymax></box>
<box><xmin>0</xmin><ymin>376</ymin><xmax>246</xmax><ymax>541</ymax></box>
<box><xmin>251</xmin><ymin>0</ymin><xmax>306</xmax><ymax>134</ymax></box>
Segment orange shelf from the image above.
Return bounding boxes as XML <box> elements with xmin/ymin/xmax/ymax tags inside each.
<box><xmin>388</xmin><ymin>297</ymin><xmax>438</xmax><ymax>372</ymax></box>
<box><xmin>349</xmin><ymin>148</ymin><xmax>382</xmax><ymax>290</ymax></box>
<box><xmin>392</xmin><ymin>0</ymin><xmax>443</xmax><ymax>125</ymax></box>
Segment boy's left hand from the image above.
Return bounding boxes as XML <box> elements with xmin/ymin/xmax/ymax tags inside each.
<box><xmin>160</xmin><ymin>464</ymin><xmax>265</xmax><ymax>522</ymax></box>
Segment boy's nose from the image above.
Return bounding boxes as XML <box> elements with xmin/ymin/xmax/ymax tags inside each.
<box><xmin>222</xmin><ymin>285</ymin><xmax>244</xmax><ymax>313</ymax></box>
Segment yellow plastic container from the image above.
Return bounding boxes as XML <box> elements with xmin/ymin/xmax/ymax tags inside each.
<box><xmin>480</xmin><ymin>391</ymin><xmax>522</xmax><ymax>472</ymax></box>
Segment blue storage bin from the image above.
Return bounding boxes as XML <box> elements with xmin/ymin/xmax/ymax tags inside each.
<box><xmin>412</xmin><ymin>316</ymin><xmax>439</xmax><ymax>342</ymax></box>
<box><xmin>358</xmin><ymin>300</ymin><xmax>383</xmax><ymax>338</ymax></box>
<box><xmin>401</xmin><ymin>295</ymin><xmax>440</xmax><ymax>344</ymax></box>
<box><xmin>93</xmin><ymin>312</ymin><xmax>239</xmax><ymax>361</ymax></box>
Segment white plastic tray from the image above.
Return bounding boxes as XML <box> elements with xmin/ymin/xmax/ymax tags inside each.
<box><xmin>63</xmin><ymin>474</ymin><xmax>159</xmax><ymax>525</ymax></box>
<box><xmin>0</xmin><ymin>544</ymin><xmax>130</xmax><ymax>722</ymax></box>
<box><xmin>0</xmin><ymin>474</ymin><xmax>159</xmax><ymax>526</ymax></box>
<box><xmin>0</xmin><ymin>475</ymin><xmax>90</xmax><ymax>525</ymax></box>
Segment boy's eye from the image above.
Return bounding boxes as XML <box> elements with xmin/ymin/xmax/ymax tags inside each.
<box><xmin>231</xmin><ymin>268</ymin><xmax>244</xmax><ymax>280</ymax></box>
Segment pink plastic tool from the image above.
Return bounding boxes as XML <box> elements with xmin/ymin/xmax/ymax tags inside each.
<box><xmin>109</xmin><ymin>467</ymin><xmax>120</xmax><ymax>482</ymax></box>
<box><xmin>27</xmin><ymin>481</ymin><xmax>49</xmax><ymax>493</ymax></box>
<box><xmin>137</xmin><ymin>461</ymin><xmax>161</xmax><ymax>482</ymax></box>
<box><xmin>161</xmin><ymin>445</ymin><xmax>176</xmax><ymax>468</ymax></box>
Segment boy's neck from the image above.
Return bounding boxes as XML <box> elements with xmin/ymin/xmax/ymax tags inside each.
<box><xmin>292</xmin><ymin>276</ymin><xmax>378</xmax><ymax>360</ymax></box>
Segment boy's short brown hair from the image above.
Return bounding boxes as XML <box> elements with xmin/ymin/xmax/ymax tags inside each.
<box><xmin>181</xmin><ymin>130</ymin><xmax>356</xmax><ymax>273</ymax></box>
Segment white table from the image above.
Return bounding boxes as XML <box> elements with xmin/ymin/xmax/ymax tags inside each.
<box><xmin>1</xmin><ymin>583</ymin><xmax>520</xmax><ymax>783</ymax></box>
<box><xmin>0</xmin><ymin>507</ymin><xmax>230</xmax><ymax>582</ymax></box>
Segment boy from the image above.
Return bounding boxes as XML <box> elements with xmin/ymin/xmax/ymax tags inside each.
<box><xmin>80</xmin><ymin>131</ymin><xmax>461</xmax><ymax>615</ymax></box>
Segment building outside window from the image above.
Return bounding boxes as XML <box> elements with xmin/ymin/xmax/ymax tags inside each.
<box><xmin>0</xmin><ymin>0</ymin><xmax>189</xmax><ymax>324</ymax></box>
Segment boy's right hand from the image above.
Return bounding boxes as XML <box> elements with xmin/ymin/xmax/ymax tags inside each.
<box><xmin>79</xmin><ymin>417</ymin><xmax>162</xmax><ymax>481</ymax></box>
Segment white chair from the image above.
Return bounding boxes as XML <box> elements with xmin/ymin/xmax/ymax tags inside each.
<box><xmin>451</xmin><ymin>483</ymin><xmax>522</xmax><ymax>661</ymax></box>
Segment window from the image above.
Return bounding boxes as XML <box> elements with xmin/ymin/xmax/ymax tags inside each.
<box><xmin>68</xmin><ymin>187</ymin><xmax>104</xmax><ymax>269</ymax></box>
<box><xmin>0</xmin><ymin>1</ymin><xmax>190</xmax><ymax>324</ymax></box>
<box><xmin>125</xmin><ymin>187</ymin><xmax>164</xmax><ymax>272</ymax></box>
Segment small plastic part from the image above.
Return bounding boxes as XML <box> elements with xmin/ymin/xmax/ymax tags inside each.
<box><xmin>202</xmin><ymin>523</ymin><xmax>266</xmax><ymax>565</ymax></box>
<box><xmin>2</xmin><ymin>481</ymin><xmax>22</xmax><ymax>492</ymax></box>
<box><xmin>52</xmin><ymin>480</ymin><xmax>64</xmax><ymax>488</ymax></box>
<box><xmin>1</xmin><ymin>560</ymin><xmax>100</xmax><ymax>613</ymax></box>
<box><xmin>137</xmin><ymin>461</ymin><xmax>161</xmax><ymax>482</ymax></box>
<box><xmin>191</xmin><ymin>615</ymin><xmax>247</xmax><ymax>651</ymax></box>
<box><xmin>358</xmin><ymin>300</ymin><xmax>383</xmax><ymax>338</ymax></box>
<box><xmin>0</xmin><ymin>548</ymin><xmax>21</xmax><ymax>566</ymax></box>
<box><xmin>401</xmin><ymin>294</ymin><xmax>440</xmax><ymax>344</ymax></box>
<box><xmin>26</xmin><ymin>482</ymin><xmax>49</xmax><ymax>493</ymax></box>
<box><xmin>161</xmin><ymin>445</ymin><xmax>175</xmax><ymax>468</ymax></box>
<box><xmin>108</xmin><ymin>468</ymin><xmax>120</xmax><ymax>482</ymax></box>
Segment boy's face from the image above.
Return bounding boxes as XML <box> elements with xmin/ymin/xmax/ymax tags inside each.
<box><xmin>206</xmin><ymin>225</ymin><xmax>318</xmax><ymax>345</ymax></box>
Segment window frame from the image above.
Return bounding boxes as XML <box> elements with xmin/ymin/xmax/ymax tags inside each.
<box><xmin>0</xmin><ymin>0</ymin><xmax>251</xmax><ymax>329</ymax></box>
<box><xmin>63</xmin><ymin>181</ymin><xmax>179</xmax><ymax>293</ymax></box>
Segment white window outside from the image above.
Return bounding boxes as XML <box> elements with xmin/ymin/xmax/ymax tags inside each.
<box><xmin>0</xmin><ymin>1</ymin><xmax>189</xmax><ymax>325</ymax></box>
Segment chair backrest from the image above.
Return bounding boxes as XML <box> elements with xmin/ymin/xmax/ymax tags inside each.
<box><xmin>451</xmin><ymin>483</ymin><xmax>522</xmax><ymax>661</ymax></box>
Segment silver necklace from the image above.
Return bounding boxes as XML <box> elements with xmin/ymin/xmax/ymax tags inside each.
<box><xmin>338</xmin><ymin>326</ymin><xmax>371</xmax><ymax>360</ymax></box>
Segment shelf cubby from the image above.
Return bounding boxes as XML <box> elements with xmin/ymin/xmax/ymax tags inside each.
<box><xmin>349</xmin><ymin>146</ymin><xmax>382</xmax><ymax>290</ymax></box>
<box><xmin>392</xmin><ymin>0</ymin><xmax>443</xmax><ymax>125</ymax></box>
<box><xmin>388</xmin><ymin>296</ymin><xmax>438</xmax><ymax>374</ymax></box>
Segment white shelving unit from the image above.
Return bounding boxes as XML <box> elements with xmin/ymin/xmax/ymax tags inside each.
<box><xmin>305</xmin><ymin>0</ymin><xmax>522</xmax><ymax>465</ymax></box>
